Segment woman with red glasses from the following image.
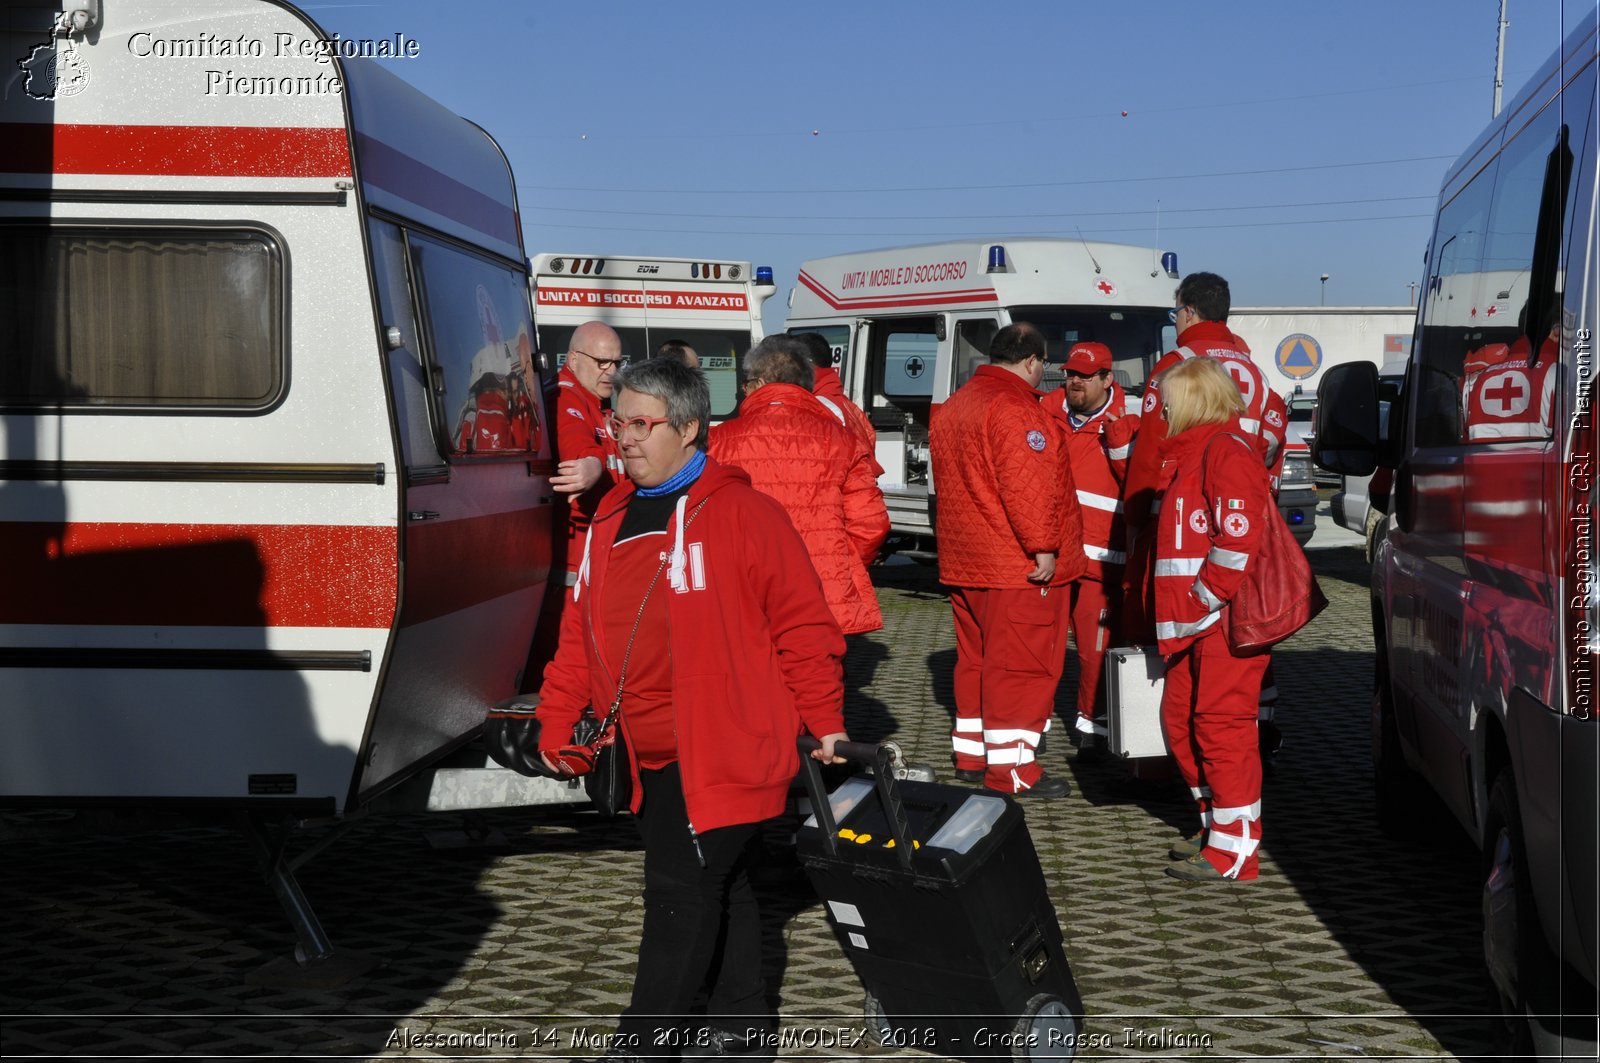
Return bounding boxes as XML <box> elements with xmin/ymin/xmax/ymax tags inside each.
<box><xmin>534</xmin><ymin>357</ymin><xmax>849</xmax><ymax>1060</ymax></box>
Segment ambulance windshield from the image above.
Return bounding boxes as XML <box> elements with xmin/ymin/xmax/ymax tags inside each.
<box><xmin>1012</xmin><ymin>306</ymin><xmax>1173</xmax><ymax>396</ymax></box>
<box><xmin>542</xmin><ymin>325</ymin><xmax>752</xmax><ymax>418</ymax></box>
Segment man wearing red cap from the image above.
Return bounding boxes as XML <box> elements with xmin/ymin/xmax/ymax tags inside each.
<box><xmin>930</xmin><ymin>323</ymin><xmax>1085</xmax><ymax>798</ymax></box>
<box><xmin>1043</xmin><ymin>342</ymin><xmax>1138</xmax><ymax>750</ymax></box>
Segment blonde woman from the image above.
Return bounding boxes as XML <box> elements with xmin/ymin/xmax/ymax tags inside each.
<box><xmin>1151</xmin><ymin>356</ymin><xmax>1274</xmax><ymax>881</ymax></box>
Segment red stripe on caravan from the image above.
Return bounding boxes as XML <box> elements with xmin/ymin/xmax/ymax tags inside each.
<box><xmin>1</xmin><ymin>522</ymin><xmax>395</xmax><ymax>627</ymax></box>
<box><xmin>0</xmin><ymin>123</ymin><xmax>352</xmax><ymax>177</ymax></box>
<box><xmin>796</xmin><ymin>270</ymin><xmax>998</xmax><ymax>311</ymax></box>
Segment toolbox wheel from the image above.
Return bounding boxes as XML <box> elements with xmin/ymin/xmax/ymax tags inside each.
<box><xmin>861</xmin><ymin>993</ymin><xmax>892</xmax><ymax>1046</ymax></box>
<box><xmin>1013</xmin><ymin>994</ymin><xmax>1078</xmax><ymax>1061</ymax></box>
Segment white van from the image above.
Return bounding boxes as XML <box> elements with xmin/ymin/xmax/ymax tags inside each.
<box><xmin>785</xmin><ymin>238</ymin><xmax>1181</xmax><ymax>557</ymax></box>
<box><xmin>1315</xmin><ymin>18</ymin><xmax>1598</xmax><ymax>1055</ymax></box>
<box><xmin>530</xmin><ymin>253</ymin><xmax>776</xmax><ymax>422</ymax></box>
<box><xmin>2</xmin><ymin>0</ymin><xmax>569</xmax><ymax>964</ymax></box>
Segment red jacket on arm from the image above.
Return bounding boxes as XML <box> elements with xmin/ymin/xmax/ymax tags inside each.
<box><xmin>535</xmin><ymin>458</ymin><xmax>847</xmax><ymax>832</ymax></box>
<box><xmin>1152</xmin><ymin>418</ymin><xmax>1273</xmax><ymax>656</ymax></box>
<box><xmin>812</xmin><ymin>365</ymin><xmax>878</xmax><ymax>469</ymax></box>
<box><xmin>552</xmin><ymin>365</ymin><xmax>624</xmax><ymax>571</ymax></box>
<box><xmin>709</xmin><ymin>383</ymin><xmax>889</xmax><ymax>634</ymax></box>
<box><xmin>930</xmin><ymin>365</ymin><xmax>1086</xmax><ymax>588</ymax></box>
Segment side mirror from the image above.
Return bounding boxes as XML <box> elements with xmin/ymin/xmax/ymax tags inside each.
<box><xmin>1311</xmin><ymin>363</ymin><xmax>1381</xmax><ymax>476</ymax></box>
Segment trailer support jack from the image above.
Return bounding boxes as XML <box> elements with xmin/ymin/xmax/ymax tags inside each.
<box><xmin>240</xmin><ymin>813</ymin><xmax>379</xmax><ymax>989</ymax></box>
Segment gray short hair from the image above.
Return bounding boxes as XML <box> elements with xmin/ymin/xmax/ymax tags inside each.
<box><xmin>743</xmin><ymin>335</ymin><xmax>814</xmax><ymax>389</ymax></box>
<box><xmin>612</xmin><ymin>358</ymin><xmax>710</xmax><ymax>448</ymax></box>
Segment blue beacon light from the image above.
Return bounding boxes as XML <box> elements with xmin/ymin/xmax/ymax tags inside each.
<box><xmin>986</xmin><ymin>245</ymin><xmax>1007</xmax><ymax>273</ymax></box>
<box><xmin>755</xmin><ymin>266</ymin><xmax>774</xmax><ymax>284</ymax></box>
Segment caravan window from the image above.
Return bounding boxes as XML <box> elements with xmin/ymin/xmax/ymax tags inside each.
<box><xmin>369</xmin><ymin>220</ymin><xmax>438</xmax><ymax>467</ymax></box>
<box><xmin>410</xmin><ymin>235</ymin><xmax>538</xmax><ymax>456</ymax></box>
<box><xmin>0</xmin><ymin>226</ymin><xmax>282</xmax><ymax>409</ymax></box>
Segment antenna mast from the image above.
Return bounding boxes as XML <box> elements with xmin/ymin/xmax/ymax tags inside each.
<box><xmin>1493</xmin><ymin>0</ymin><xmax>1509</xmax><ymax>117</ymax></box>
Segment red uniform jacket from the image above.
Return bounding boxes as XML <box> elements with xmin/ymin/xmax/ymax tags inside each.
<box><xmin>1124</xmin><ymin>321</ymin><xmax>1269</xmax><ymax>530</ymax></box>
<box><xmin>1152</xmin><ymin>418</ymin><xmax>1273</xmax><ymax>655</ymax></box>
<box><xmin>709</xmin><ymin>383</ymin><xmax>889</xmax><ymax>634</ymax></box>
<box><xmin>930</xmin><ymin>365</ymin><xmax>1086</xmax><ymax>588</ymax></box>
<box><xmin>812</xmin><ymin>365</ymin><xmax>879</xmax><ymax>471</ymax></box>
<box><xmin>536</xmin><ymin>458</ymin><xmax>847</xmax><ymax>832</ymax></box>
<box><xmin>1463</xmin><ymin>339</ymin><xmax>1557</xmax><ymax>441</ymax></box>
<box><xmin>553</xmin><ymin>365</ymin><xmax>624</xmax><ymax>571</ymax></box>
<box><xmin>1043</xmin><ymin>385</ymin><xmax>1138</xmax><ymax>583</ymax></box>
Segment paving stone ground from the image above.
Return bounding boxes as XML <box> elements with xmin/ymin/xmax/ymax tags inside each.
<box><xmin>0</xmin><ymin>543</ymin><xmax>1498</xmax><ymax>1061</ymax></box>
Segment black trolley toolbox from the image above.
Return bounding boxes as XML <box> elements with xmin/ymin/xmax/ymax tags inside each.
<box><xmin>796</xmin><ymin>739</ymin><xmax>1087</xmax><ymax>1061</ymax></box>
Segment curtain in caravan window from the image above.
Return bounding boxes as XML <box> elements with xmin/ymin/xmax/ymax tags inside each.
<box><xmin>0</xmin><ymin>229</ymin><xmax>281</xmax><ymax>407</ymax></box>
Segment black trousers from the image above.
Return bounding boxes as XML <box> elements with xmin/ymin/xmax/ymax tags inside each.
<box><xmin>613</xmin><ymin>762</ymin><xmax>770</xmax><ymax>1056</ymax></box>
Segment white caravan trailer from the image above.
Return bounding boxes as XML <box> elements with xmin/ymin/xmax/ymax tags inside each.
<box><xmin>785</xmin><ymin>238</ymin><xmax>1181</xmax><ymax>557</ymax></box>
<box><xmin>1</xmin><ymin>0</ymin><xmax>573</xmax><ymax>969</ymax></box>
<box><xmin>530</xmin><ymin>253</ymin><xmax>775</xmax><ymax>422</ymax></box>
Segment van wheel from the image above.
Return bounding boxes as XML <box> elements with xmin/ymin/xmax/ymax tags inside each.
<box><xmin>1363</xmin><ymin>508</ymin><xmax>1384</xmax><ymax>564</ymax></box>
<box><xmin>1370</xmin><ymin>663</ymin><xmax>1429</xmax><ymax>838</ymax></box>
<box><xmin>1482</xmin><ymin>770</ymin><xmax>1551</xmax><ymax>1058</ymax></box>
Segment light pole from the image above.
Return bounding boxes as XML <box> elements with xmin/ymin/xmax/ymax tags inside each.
<box><xmin>1320</xmin><ymin>273</ymin><xmax>1329</xmax><ymax>306</ymax></box>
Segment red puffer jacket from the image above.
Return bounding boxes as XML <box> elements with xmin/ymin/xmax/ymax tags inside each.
<box><xmin>1152</xmin><ymin>418</ymin><xmax>1272</xmax><ymax>655</ymax></box>
<box><xmin>710</xmin><ymin>383</ymin><xmax>889</xmax><ymax>634</ymax></box>
<box><xmin>930</xmin><ymin>365</ymin><xmax>1085</xmax><ymax>588</ymax></box>
<box><xmin>812</xmin><ymin>365</ymin><xmax>879</xmax><ymax>470</ymax></box>
<box><xmin>536</xmin><ymin>458</ymin><xmax>847</xmax><ymax>832</ymax></box>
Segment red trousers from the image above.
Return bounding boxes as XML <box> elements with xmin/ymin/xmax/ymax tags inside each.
<box><xmin>949</xmin><ymin>585</ymin><xmax>1072</xmax><ymax>793</ymax></box>
<box><xmin>1160</xmin><ymin>631</ymin><xmax>1269</xmax><ymax>879</ymax></box>
<box><xmin>1067</xmin><ymin>577</ymin><xmax>1120</xmax><ymax>721</ymax></box>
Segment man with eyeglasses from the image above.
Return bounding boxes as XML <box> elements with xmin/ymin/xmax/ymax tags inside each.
<box><xmin>552</xmin><ymin>320</ymin><xmax>627</xmax><ymax>585</ymax></box>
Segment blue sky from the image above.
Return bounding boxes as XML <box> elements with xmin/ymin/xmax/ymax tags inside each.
<box><xmin>308</xmin><ymin>1</ymin><xmax>1596</xmax><ymax>331</ymax></box>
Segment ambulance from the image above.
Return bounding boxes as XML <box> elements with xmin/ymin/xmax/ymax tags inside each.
<box><xmin>784</xmin><ymin>238</ymin><xmax>1180</xmax><ymax>557</ymax></box>
<box><xmin>1315</xmin><ymin>16</ymin><xmax>1597</xmax><ymax>1055</ymax></box>
<box><xmin>1</xmin><ymin>0</ymin><xmax>572</xmax><ymax>966</ymax></box>
<box><xmin>530</xmin><ymin>253</ymin><xmax>776</xmax><ymax>420</ymax></box>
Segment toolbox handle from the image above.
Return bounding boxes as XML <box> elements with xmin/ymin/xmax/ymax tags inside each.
<box><xmin>797</xmin><ymin>737</ymin><xmax>916</xmax><ymax>870</ymax></box>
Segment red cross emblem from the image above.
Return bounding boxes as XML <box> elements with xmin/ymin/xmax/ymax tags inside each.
<box><xmin>1480</xmin><ymin>370</ymin><xmax>1530</xmax><ymax>416</ymax></box>
<box><xmin>1486</xmin><ymin>304</ymin><xmax>1499</xmax><ymax>317</ymax></box>
<box><xmin>1095</xmin><ymin>279</ymin><xmax>1118</xmax><ymax>297</ymax></box>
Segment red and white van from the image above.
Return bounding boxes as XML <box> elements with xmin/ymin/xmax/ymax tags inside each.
<box><xmin>2</xmin><ymin>0</ymin><xmax>565</xmax><ymax>962</ymax></box>
<box><xmin>530</xmin><ymin>253</ymin><xmax>775</xmax><ymax>422</ymax></box>
<box><xmin>1316</xmin><ymin>17</ymin><xmax>1598</xmax><ymax>1055</ymax></box>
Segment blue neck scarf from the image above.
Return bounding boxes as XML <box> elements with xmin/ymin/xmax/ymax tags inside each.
<box><xmin>635</xmin><ymin>449</ymin><xmax>707</xmax><ymax>497</ymax></box>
